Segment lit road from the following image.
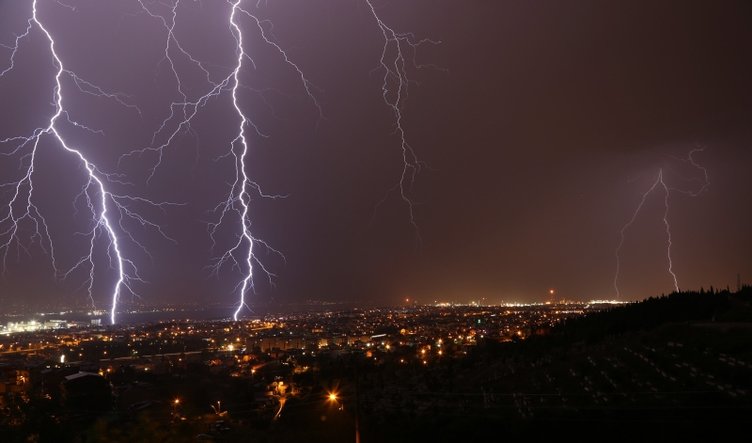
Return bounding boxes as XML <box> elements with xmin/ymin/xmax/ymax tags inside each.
<box><xmin>273</xmin><ymin>397</ymin><xmax>287</xmax><ymax>421</ymax></box>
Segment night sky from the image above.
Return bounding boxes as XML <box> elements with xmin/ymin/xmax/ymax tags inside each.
<box><xmin>1</xmin><ymin>0</ymin><xmax>751</xmax><ymax>313</ymax></box>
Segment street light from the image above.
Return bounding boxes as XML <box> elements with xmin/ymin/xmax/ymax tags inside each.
<box><xmin>326</xmin><ymin>390</ymin><xmax>358</xmax><ymax>443</ymax></box>
<box><xmin>171</xmin><ymin>398</ymin><xmax>181</xmax><ymax>421</ymax></box>
<box><xmin>327</xmin><ymin>391</ymin><xmax>344</xmax><ymax>413</ymax></box>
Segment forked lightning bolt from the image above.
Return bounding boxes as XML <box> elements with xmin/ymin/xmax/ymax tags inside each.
<box><xmin>613</xmin><ymin>148</ymin><xmax>710</xmax><ymax>298</ymax></box>
<box><xmin>365</xmin><ymin>0</ymin><xmax>441</xmax><ymax>244</ymax></box>
<box><xmin>123</xmin><ymin>0</ymin><xmax>320</xmax><ymax>320</ymax></box>
<box><xmin>216</xmin><ymin>0</ymin><xmax>324</xmax><ymax>321</ymax></box>
<box><xmin>223</xmin><ymin>0</ymin><xmax>259</xmax><ymax>321</ymax></box>
<box><xmin>0</xmin><ymin>0</ymin><xmax>176</xmax><ymax>324</ymax></box>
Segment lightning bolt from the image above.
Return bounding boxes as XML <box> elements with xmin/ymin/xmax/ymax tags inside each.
<box><xmin>225</xmin><ymin>0</ymin><xmax>257</xmax><ymax>321</ymax></box>
<box><xmin>0</xmin><ymin>0</ymin><xmax>177</xmax><ymax>324</ymax></box>
<box><xmin>121</xmin><ymin>0</ymin><xmax>320</xmax><ymax>320</ymax></box>
<box><xmin>220</xmin><ymin>0</ymin><xmax>326</xmax><ymax>321</ymax></box>
<box><xmin>365</xmin><ymin>0</ymin><xmax>441</xmax><ymax>244</ymax></box>
<box><xmin>613</xmin><ymin>147</ymin><xmax>710</xmax><ymax>298</ymax></box>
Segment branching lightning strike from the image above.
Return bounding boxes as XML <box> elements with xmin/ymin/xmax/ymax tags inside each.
<box><xmin>122</xmin><ymin>0</ymin><xmax>321</xmax><ymax>320</ymax></box>
<box><xmin>365</xmin><ymin>0</ymin><xmax>441</xmax><ymax>244</ymax></box>
<box><xmin>1</xmin><ymin>0</ymin><xmax>438</xmax><ymax>322</ymax></box>
<box><xmin>613</xmin><ymin>148</ymin><xmax>710</xmax><ymax>298</ymax></box>
<box><xmin>0</xmin><ymin>0</ymin><xmax>176</xmax><ymax>324</ymax></box>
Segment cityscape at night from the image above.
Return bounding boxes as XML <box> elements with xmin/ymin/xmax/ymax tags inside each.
<box><xmin>1</xmin><ymin>0</ymin><xmax>751</xmax><ymax>441</ymax></box>
<box><xmin>2</xmin><ymin>290</ymin><xmax>752</xmax><ymax>441</ymax></box>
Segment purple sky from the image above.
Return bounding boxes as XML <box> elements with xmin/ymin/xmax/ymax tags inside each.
<box><xmin>0</xmin><ymin>0</ymin><xmax>751</xmax><ymax>313</ymax></box>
